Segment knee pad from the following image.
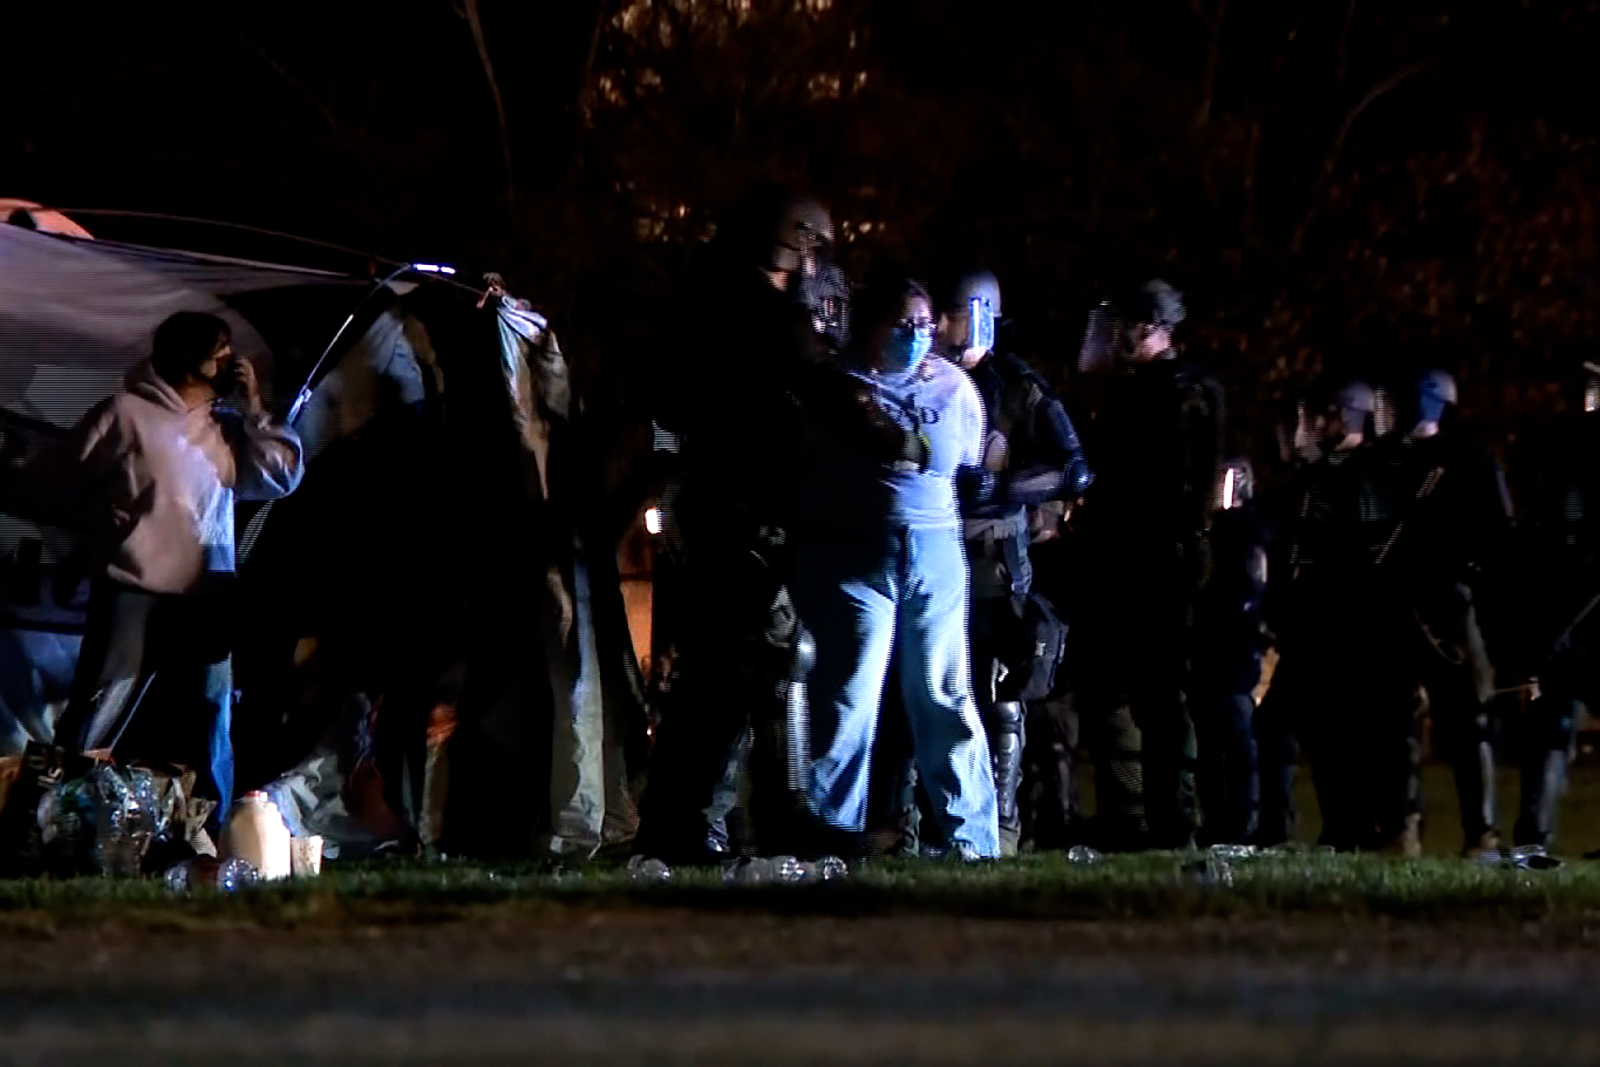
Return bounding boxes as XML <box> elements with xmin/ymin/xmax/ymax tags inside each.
<box><xmin>994</xmin><ymin>700</ymin><xmax>1024</xmax><ymax>738</ymax></box>
<box><xmin>788</xmin><ymin>625</ymin><xmax>816</xmax><ymax>682</ymax></box>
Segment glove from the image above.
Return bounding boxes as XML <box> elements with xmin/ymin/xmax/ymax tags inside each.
<box><xmin>846</xmin><ymin>383</ymin><xmax>928</xmax><ymax>470</ymax></box>
<box><xmin>956</xmin><ymin>467</ymin><xmax>998</xmax><ymax>510</ymax></box>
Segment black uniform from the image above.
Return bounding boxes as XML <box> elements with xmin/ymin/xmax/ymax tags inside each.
<box><xmin>958</xmin><ymin>350</ymin><xmax>1092</xmax><ymax>854</ymax></box>
<box><xmin>639</xmin><ymin>262</ymin><xmax>919</xmax><ymax>863</ymax></box>
<box><xmin>1073</xmin><ymin>355</ymin><xmax>1223</xmax><ymax>849</ymax></box>
<box><xmin>1512</xmin><ymin>412</ymin><xmax>1600</xmax><ymax>847</ymax></box>
<box><xmin>1367</xmin><ymin>428</ymin><xmax>1512</xmax><ymax>851</ymax></box>
<box><xmin>1259</xmin><ymin>444</ymin><xmax>1421</xmax><ymax>851</ymax></box>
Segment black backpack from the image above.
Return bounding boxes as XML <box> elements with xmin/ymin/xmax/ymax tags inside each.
<box><xmin>1009</xmin><ymin>590</ymin><xmax>1068</xmax><ymax>702</ymax></box>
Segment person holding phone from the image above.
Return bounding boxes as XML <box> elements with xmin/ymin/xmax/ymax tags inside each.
<box><xmin>18</xmin><ymin>312</ymin><xmax>304</xmax><ymax>825</ymax></box>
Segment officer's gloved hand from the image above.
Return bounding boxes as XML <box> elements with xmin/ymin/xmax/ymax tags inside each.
<box><xmin>956</xmin><ymin>466</ymin><xmax>998</xmax><ymax>510</ymax></box>
<box><xmin>849</xmin><ymin>384</ymin><xmax>929</xmax><ymax>469</ymax></box>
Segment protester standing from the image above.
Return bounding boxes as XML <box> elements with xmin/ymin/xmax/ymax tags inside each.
<box><xmin>791</xmin><ymin>269</ymin><xmax>998</xmax><ymax>859</ymax></box>
<box><xmin>23</xmin><ymin>312</ymin><xmax>303</xmax><ymax>818</ymax></box>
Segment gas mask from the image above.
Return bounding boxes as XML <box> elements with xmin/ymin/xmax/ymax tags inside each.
<box><xmin>799</xmin><ymin>258</ymin><xmax>851</xmax><ymax>354</ymax></box>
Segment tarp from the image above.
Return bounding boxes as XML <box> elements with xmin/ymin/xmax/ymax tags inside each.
<box><xmin>0</xmin><ymin>223</ymin><xmax>647</xmax><ymax>859</ymax></box>
<box><xmin>0</xmin><ymin>200</ymin><xmax>93</xmax><ymax>239</ymax></box>
<box><xmin>0</xmin><ymin>223</ymin><xmax>374</xmax><ymax>750</ymax></box>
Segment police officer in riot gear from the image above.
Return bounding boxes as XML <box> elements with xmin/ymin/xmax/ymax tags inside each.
<box><xmin>1073</xmin><ymin>279</ymin><xmax>1222</xmax><ymax>850</ymax></box>
<box><xmin>939</xmin><ymin>269</ymin><xmax>1092</xmax><ymax>856</ymax></box>
<box><xmin>637</xmin><ymin>192</ymin><xmax>891</xmax><ymax>864</ymax></box>
<box><xmin>1370</xmin><ymin>367</ymin><xmax>1511</xmax><ymax>854</ymax></box>
<box><xmin>1191</xmin><ymin>457</ymin><xmax>1268</xmax><ymax>846</ymax></box>
<box><xmin>1512</xmin><ymin>361</ymin><xmax>1600</xmax><ymax>849</ymax></box>
<box><xmin>1259</xmin><ymin>374</ymin><xmax>1425</xmax><ymax>853</ymax></box>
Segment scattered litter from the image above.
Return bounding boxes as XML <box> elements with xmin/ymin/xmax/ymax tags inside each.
<box><xmin>1066</xmin><ymin>845</ymin><xmax>1103</xmax><ymax>866</ymax></box>
<box><xmin>164</xmin><ymin>856</ymin><xmax>261</xmax><ymax>893</ymax></box>
<box><xmin>1207</xmin><ymin>843</ymin><xmax>1259</xmax><ymax>860</ymax></box>
<box><xmin>626</xmin><ymin>855</ymin><xmax>673</xmax><ymax>884</ymax></box>
<box><xmin>721</xmin><ymin>855</ymin><xmax>846</xmax><ymax>886</ymax></box>
<box><xmin>1474</xmin><ymin>845</ymin><xmax>1563</xmax><ymax>871</ymax></box>
<box><xmin>804</xmin><ymin>855</ymin><xmax>850</xmax><ymax>882</ymax></box>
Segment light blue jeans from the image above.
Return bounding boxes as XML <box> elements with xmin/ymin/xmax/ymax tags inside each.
<box><xmin>793</xmin><ymin>524</ymin><xmax>998</xmax><ymax>858</ymax></box>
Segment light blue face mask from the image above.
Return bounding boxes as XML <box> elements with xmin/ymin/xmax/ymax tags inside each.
<box><xmin>883</xmin><ymin>325</ymin><xmax>933</xmax><ymax>374</ymax></box>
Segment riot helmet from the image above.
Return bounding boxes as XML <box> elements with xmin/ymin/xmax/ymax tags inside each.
<box><xmin>1122</xmin><ymin>278</ymin><xmax>1186</xmax><ymax>331</ymax></box>
<box><xmin>767</xmin><ymin>197</ymin><xmax>835</xmax><ymax>276</ymax></box>
<box><xmin>1396</xmin><ymin>368</ymin><xmax>1459</xmax><ymax>432</ymax></box>
<box><xmin>1078</xmin><ymin>279</ymin><xmax>1185</xmax><ymax>371</ymax></box>
<box><xmin>763</xmin><ymin>196</ymin><xmax>849</xmax><ymax>352</ymax></box>
<box><xmin>1303</xmin><ymin>374</ymin><xmax>1376</xmax><ymax>453</ymax></box>
<box><xmin>939</xmin><ymin>269</ymin><xmax>1001</xmax><ymax>366</ymax></box>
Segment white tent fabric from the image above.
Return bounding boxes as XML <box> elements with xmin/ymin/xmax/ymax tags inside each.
<box><xmin>0</xmin><ymin>224</ymin><xmax>373</xmax><ymax>750</ymax></box>
<box><xmin>0</xmin><ymin>226</ymin><xmax>355</xmax><ymax>427</ymax></box>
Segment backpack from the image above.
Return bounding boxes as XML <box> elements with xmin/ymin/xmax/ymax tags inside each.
<box><xmin>1009</xmin><ymin>590</ymin><xmax>1068</xmax><ymax>702</ymax></box>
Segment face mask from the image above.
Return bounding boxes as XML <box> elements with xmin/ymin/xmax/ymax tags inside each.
<box><xmin>883</xmin><ymin>325</ymin><xmax>932</xmax><ymax>374</ymax></box>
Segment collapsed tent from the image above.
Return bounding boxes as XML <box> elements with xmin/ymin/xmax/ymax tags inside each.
<box><xmin>0</xmin><ymin>221</ymin><xmax>647</xmax><ymax>858</ymax></box>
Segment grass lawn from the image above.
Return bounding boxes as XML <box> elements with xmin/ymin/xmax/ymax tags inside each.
<box><xmin>4</xmin><ymin>847</ymin><xmax>1600</xmax><ymax>934</ymax></box>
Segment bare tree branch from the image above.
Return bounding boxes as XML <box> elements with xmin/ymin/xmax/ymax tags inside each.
<box><xmin>1336</xmin><ymin>0</ymin><xmax>1358</xmax><ymax>85</ymax></box>
<box><xmin>1192</xmin><ymin>0</ymin><xmax>1228</xmax><ymax>129</ymax></box>
<box><xmin>1291</xmin><ymin>61</ymin><xmax>1428</xmax><ymax>254</ymax></box>
<box><xmin>461</xmin><ymin>0</ymin><xmax>518</xmax><ymax>210</ymax></box>
<box><xmin>231</xmin><ymin>8</ymin><xmax>341</xmax><ymax>136</ymax></box>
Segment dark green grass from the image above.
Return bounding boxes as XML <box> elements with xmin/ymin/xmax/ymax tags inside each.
<box><xmin>4</xmin><ymin>761</ymin><xmax>1599</xmax><ymax>931</ymax></box>
<box><xmin>5</xmin><ymin>850</ymin><xmax>1600</xmax><ymax>930</ymax></box>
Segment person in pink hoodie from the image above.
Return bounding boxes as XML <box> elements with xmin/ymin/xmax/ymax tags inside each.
<box><xmin>37</xmin><ymin>312</ymin><xmax>304</xmax><ymax>820</ymax></box>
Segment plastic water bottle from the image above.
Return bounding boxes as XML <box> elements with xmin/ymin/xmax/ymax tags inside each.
<box><xmin>800</xmin><ymin>856</ymin><xmax>849</xmax><ymax>883</ymax></box>
<box><xmin>217</xmin><ymin>857</ymin><xmax>261</xmax><ymax>892</ymax></box>
<box><xmin>1066</xmin><ymin>845</ymin><xmax>1103</xmax><ymax>865</ymax></box>
<box><xmin>164</xmin><ymin>856</ymin><xmax>261</xmax><ymax>893</ymax></box>
<box><xmin>724</xmin><ymin>856</ymin><xmax>803</xmax><ymax>886</ymax></box>
<box><xmin>626</xmin><ymin>855</ymin><xmax>673</xmax><ymax>884</ymax></box>
<box><xmin>1207</xmin><ymin>843</ymin><xmax>1259</xmax><ymax>860</ymax></box>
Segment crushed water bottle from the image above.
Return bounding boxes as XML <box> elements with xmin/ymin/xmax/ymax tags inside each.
<box><xmin>89</xmin><ymin>766</ymin><xmax>143</xmax><ymax>876</ymax></box>
<box><xmin>165</xmin><ymin>856</ymin><xmax>262</xmax><ymax>893</ymax></box>
<box><xmin>1207</xmin><ymin>843</ymin><xmax>1259</xmax><ymax>861</ymax></box>
<box><xmin>800</xmin><ymin>855</ymin><xmax>849</xmax><ymax>883</ymax></box>
<box><xmin>218</xmin><ymin>857</ymin><xmax>261</xmax><ymax>891</ymax></box>
<box><xmin>1475</xmin><ymin>844</ymin><xmax>1563</xmax><ymax>871</ymax></box>
<box><xmin>1066</xmin><ymin>845</ymin><xmax>1103</xmax><ymax>866</ymax></box>
<box><xmin>723</xmin><ymin>855</ymin><xmax>806</xmax><ymax>886</ymax></box>
<box><xmin>626</xmin><ymin>855</ymin><xmax>673</xmax><ymax>885</ymax></box>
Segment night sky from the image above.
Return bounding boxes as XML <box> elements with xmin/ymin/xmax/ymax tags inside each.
<box><xmin>6</xmin><ymin>1</ymin><xmax>1599</xmax><ymax>476</ymax></box>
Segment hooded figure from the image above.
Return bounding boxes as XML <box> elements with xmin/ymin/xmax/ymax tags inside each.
<box><xmin>20</xmin><ymin>312</ymin><xmax>303</xmax><ymax>819</ymax></box>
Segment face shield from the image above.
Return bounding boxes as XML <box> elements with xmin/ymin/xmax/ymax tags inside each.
<box><xmin>1372</xmin><ymin>387</ymin><xmax>1395</xmax><ymax>438</ymax></box>
<box><xmin>1215</xmin><ymin>458</ymin><xmax>1255</xmax><ymax>512</ymax></box>
<box><xmin>1078</xmin><ymin>302</ymin><xmax>1123</xmax><ymax>374</ymax></box>
<box><xmin>966</xmin><ymin>293</ymin><xmax>997</xmax><ymax>355</ymax></box>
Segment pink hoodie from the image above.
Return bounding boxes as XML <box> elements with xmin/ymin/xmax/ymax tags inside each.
<box><xmin>46</xmin><ymin>360</ymin><xmax>304</xmax><ymax>594</ymax></box>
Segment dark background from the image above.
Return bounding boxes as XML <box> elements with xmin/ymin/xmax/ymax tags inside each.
<box><xmin>6</xmin><ymin>0</ymin><xmax>1597</xmax><ymax>485</ymax></box>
